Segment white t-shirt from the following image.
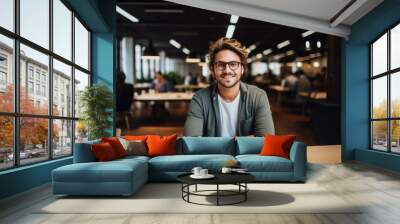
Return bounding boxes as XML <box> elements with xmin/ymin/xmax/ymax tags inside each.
<box><xmin>218</xmin><ymin>92</ymin><xmax>240</xmax><ymax>137</ymax></box>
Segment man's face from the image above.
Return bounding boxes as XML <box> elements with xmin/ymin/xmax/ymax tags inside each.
<box><xmin>212</xmin><ymin>50</ymin><xmax>244</xmax><ymax>89</ymax></box>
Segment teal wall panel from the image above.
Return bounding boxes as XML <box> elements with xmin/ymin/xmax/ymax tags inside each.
<box><xmin>343</xmin><ymin>0</ymin><xmax>400</xmax><ymax>171</ymax></box>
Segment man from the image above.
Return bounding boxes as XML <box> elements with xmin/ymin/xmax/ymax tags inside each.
<box><xmin>152</xmin><ymin>71</ymin><xmax>168</xmax><ymax>93</ymax></box>
<box><xmin>116</xmin><ymin>71</ymin><xmax>134</xmax><ymax>129</ymax></box>
<box><xmin>184</xmin><ymin>37</ymin><xmax>275</xmax><ymax>137</ymax></box>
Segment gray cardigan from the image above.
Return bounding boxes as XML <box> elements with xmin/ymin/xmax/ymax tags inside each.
<box><xmin>183</xmin><ymin>82</ymin><xmax>275</xmax><ymax>136</ymax></box>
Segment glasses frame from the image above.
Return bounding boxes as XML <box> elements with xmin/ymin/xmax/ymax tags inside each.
<box><xmin>213</xmin><ymin>61</ymin><xmax>243</xmax><ymax>71</ymax></box>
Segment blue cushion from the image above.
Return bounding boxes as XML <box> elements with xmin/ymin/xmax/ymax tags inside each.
<box><xmin>235</xmin><ymin>137</ymin><xmax>264</xmax><ymax>155</ymax></box>
<box><xmin>181</xmin><ymin>137</ymin><xmax>235</xmax><ymax>155</ymax></box>
<box><xmin>149</xmin><ymin>154</ymin><xmax>235</xmax><ymax>172</ymax></box>
<box><xmin>236</xmin><ymin>155</ymin><xmax>293</xmax><ymax>172</ymax></box>
<box><xmin>73</xmin><ymin>140</ymin><xmax>100</xmax><ymax>163</ymax></box>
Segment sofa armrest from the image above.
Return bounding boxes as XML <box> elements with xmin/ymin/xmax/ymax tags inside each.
<box><xmin>73</xmin><ymin>140</ymin><xmax>100</xmax><ymax>163</ymax></box>
<box><xmin>289</xmin><ymin>141</ymin><xmax>307</xmax><ymax>181</ymax></box>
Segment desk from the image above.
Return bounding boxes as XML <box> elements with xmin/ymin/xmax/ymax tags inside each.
<box><xmin>174</xmin><ymin>84</ymin><xmax>209</xmax><ymax>92</ymax></box>
<box><xmin>268</xmin><ymin>85</ymin><xmax>290</xmax><ymax>105</ymax></box>
<box><xmin>134</xmin><ymin>83</ymin><xmax>152</xmax><ymax>94</ymax></box>
<box><xmin>134</xmin><ymin>92</ymin><xmax>194</xmax><ymax>102</ymax></box>
<box><xmin>298</xmin><ymin>91</ymin><xmax>327</xmax><ymax>100</ymax></box>
<box><xmin>134</xmin><ymin>92</ymin><xmax>193</xmax><ymax>119</ymax></box>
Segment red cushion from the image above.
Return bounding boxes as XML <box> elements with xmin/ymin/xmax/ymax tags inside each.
<box><xmin>101</xmin><ymin>137</ymin><xmax>126</xmax><ymax>158</ymax></box>
<box><xmin>91</xmin><ymin>142</ymin><xmax>117</xmax><ymax>161</ymax></box>
<box><xmin>146</xmin><ymin>134</ymin><xmax>177</xmax><ymax>157</ymax></box>
<box><xmin>259</xmin><ymin>134</ymin><xmax>296</xmax><ymax>159</ymax></box>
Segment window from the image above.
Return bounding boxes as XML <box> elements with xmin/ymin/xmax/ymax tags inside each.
<box><xmin>53</xmin><ymin>0</ymin><xmax>72</xmax><ymax>60</ymax></box>
<box><xmin>20</xmin><ymin>0</ymin><xmax>49</xmax><ymax>49</ymax></box>
<box><xmin>28</xmin><ymin>81</ymin><xmax>34</xmax><ymax>94</ymax></box>
<box><xmin>28</xmin><ymin>67</ymin><xmax>34</xmax><ymax>80</ymax></box>
<box><xmin>0</xmin><ymin>0</ymin><xmax>14</xmax><ymax>32</ymax></box>
<box><xmin>74</xmin><ymin>17</ymin><xmax>89</xmax><ymax>70</ymax></box>
<box><xmin>0</xmin><ymin>0</ymin><xmax>91</xmax><ymax>170</ymax></box>
<box><xmin>371</xmin><ymin>23</ymin><xmax>400</xmax><ymax>154</ymax></box>
<box><xmin>0</xmin><ymin>71</ymin><xmax>6</xmax><ymax>85</ymax></box>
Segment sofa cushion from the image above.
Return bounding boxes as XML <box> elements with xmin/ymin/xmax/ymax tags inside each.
<box><xmin>181</xmin><ymin>137</ymin><xmax>235</xmax><ymax>155</ymax></box>
<box><xmin>235</xmin><ymin>137</ymin><xmax>264</xmax><ymax>155</ymax></box>
<box><xmin>148</xmin><ymin>154</ymin><xmax>235</xmax><ymax>172</ymax></box>
<box><xmin>147</xmin><ymin>134</ymin><xmax>177</xmax><ymax>157</ymax></box>
<box><xmin>101</xmin><ymin>137</ymin><xmax>127</xmax><ymax>158</ymax></box>
<box><xmin>53</xmin><ymin>159</ymin><xmax>147</xmax><ymax>183</ymax></box>
<box><xmin>260</xmin><ymin>135</ymin><xmax>296</xmax><ymax>159</ymax></box>
<box><xmin>91</xmin><ymin>142</ymin><xmax>118</xmax><ymax>161</ymax></box>
<box><xmin>118</xmin><ymin>138</ymin><xmax>147</xmax><ymax>156</ymax></box>
<box><xmin>236</xmin><ymin>155</ymin><xmax>293</xmax><ymax>172</ymax></box>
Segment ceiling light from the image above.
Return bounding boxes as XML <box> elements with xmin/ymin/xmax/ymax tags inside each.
<box><xmin>277</xmin><ymin>40</ymin><xmax>290</xmax><ymax>49</ymax></box>
<box><xmin>272</xmin><ymin>53</ymin><xmax>285</xmax><ymax>60</ymax></box>
<box><xmin>302</xmin><ymin>30</ymin><xmax>314</xmax><ymax>38</ymax></box>
<box><xmin>317</xmin><ymin>41</ymin><xmax>322</xmax><ymax>48</ymax></box>
<box><xmin>144</xmin><ymin>9</ymin><xmax>184</xmax><ymax>13</ymax></box>
<box><xmin>263</xmin><ymin>49</ymin><xmax>272</xmax><ymax>55</ymax></box>
<box><xmin>186</xmin><ymin>58</ymin><xmax>201</xmax><ymax>63</ymax></box>
<box><xmin>296</xmin><ymin>62</ymin><xmax>303</xmax><ymax>67</ymax></box>
<box><xmin>169</xmin><ymin>39</ymin><xmax>181</xmax><ymax>49</ymax></box>
<box><xmin>247</xmin><ymin>44</ymin><xmax>257</xmax><ymax>53</ymax></box>
<box><xmin>230</xmin><ymin>15</ymin><xmax>239</xmax><ymax>24</ymax></box>
<box><xmin>256</xmin><ymin>53</ymin><xmax>262</xmax><ymax>59</ymax></box>
<box><xmin>116</xmin><ymin>6</ymin><xmax>139</xmax><ymax>23</ymax></box>
<box><xmin>305</xmin><ymin>41</ymin><xmax>311</xmax><ymax>49</ymax></box>
<box><xmin>182</xmin><ymin>48</ymin><xmax>190</xmax><ymax>55</ymax></box>
<box><xmin>286</xmin><ymin>50</ymin><xmax>294</xmax><ymax>56</ymax></box>
<box><xmin>313</xmin><ymin>61</ymin><xmax>320</xmax><ymax>68</ymax></box>
<box><xmin>226</xmin><ymin>25</ymin><xmax>235</xmax><ymax>38</ymax></box>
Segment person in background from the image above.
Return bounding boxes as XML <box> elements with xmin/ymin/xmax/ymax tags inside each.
<box><xmin>152</xmin><ymin>71</ymin><xmax>168</xmax><ymax>92</ymax></box>
<box><xmin>116</xmin><ymin>71</ymin><xmax>134</xmax><ymax>129</ymax></box>
<box><xmin>184</xmin><ymin>37</ymin><xmax>275</xmax><ymax>137</ymax></box>
<box><xmin>151</xmin><ymin>71</ymin><xmax>169</xmax><ymax>117</ymax></box>
<box><xmin>184</xmin><ymin>72</ymin><xmax>193</xmax><ymax>85</ymax></box>
<box><xmin>281</xmin><ymin>71</ymin><xmax>299</xmax><ymax>91</ymax></box>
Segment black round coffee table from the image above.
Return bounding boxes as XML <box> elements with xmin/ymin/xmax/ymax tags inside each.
<box><xmin>177</xmin><ymin>173</ymin><xmax>255</xmax><ymax>206</ymax></box>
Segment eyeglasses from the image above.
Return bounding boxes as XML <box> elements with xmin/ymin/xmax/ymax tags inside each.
<box><xmin>213</xmin><ymin>61</ymin><xmax>242</xmax><ymax>71</ymax></box>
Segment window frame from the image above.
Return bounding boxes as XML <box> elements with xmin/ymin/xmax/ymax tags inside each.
<box><xmin>370</xmin><ymin>20</ymin><xmax>400</xmax><ymax>154</ymax></box>
<box><xmin>0</xmin><ymin>0</ymin><xmax>92</xmax><ymax>171</ymax></box>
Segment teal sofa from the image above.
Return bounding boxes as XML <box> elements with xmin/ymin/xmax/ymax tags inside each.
<box><xmin>52</xmin><ymin>137</ymin><xmax>307</xmax><ymax>196</ymax></box>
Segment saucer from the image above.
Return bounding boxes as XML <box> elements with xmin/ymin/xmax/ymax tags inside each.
<box><xmin>190</xmin><ymin>174</ymin><xmax>215</xmax><ymax>179</ymax></box>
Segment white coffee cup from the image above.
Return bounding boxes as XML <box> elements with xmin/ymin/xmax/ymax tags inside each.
<box><xmin>221</xmin><ymin>167</ymin><xmax>232</xmax><ymax>174</ymax></box>
<box><xmin>199</xmin><ymin>169</ymin><xmax>208</xmax><ymax>176</ymax></box>
<box><xmin>191</xmin><ymin>167</ymin><xmax>202</xmax><ymax>176</ymax></box>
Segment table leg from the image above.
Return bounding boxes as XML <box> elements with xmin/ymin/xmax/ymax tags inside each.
<box><xmin>245</xmin><ymin>183</ymin><xmax>247</xmax><ymax>201</ymax></box>
<box><xmin>217</xmin><ymin>184</ymin><xmax>219</xmax><ymax>206</ymax></box>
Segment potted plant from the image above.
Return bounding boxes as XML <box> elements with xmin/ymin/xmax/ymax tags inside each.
<box><xmin>79</xmin><ymin>84</ymin><xmax>113</xmax><ymax>140</ymax></box>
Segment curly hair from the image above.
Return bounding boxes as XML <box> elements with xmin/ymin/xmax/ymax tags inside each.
<box><xmin>208</xmin><ymin>37</ymin><xmax>249</xmax><ymax>75</ymax></box>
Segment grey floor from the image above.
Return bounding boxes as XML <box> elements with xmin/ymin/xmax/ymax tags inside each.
<box><xmin>1</xmin><ymin>162</ymin><xmax>400</xmax><ymax>224</ymax></box>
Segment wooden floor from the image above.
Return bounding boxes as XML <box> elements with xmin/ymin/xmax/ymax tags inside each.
<box><xmin>1</xmin><ymin>162</ymin><xmax>400</xmax><ymax>224</ymax></box>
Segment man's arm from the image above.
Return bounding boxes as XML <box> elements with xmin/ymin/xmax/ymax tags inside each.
<box><xmin>183</xmin><ymin>94</ymin><xmax>204</xmax><ymax>136</ymax></box>
<box><xmin>254</xmin><ymin>91</ymin><xmax>275</xmax><ymax>136</ymax></box>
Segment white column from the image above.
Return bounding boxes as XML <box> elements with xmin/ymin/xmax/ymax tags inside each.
<box><xmin>120</xmin><ymin>37</ymin><xmax>134</xmax><ymax>83</ymax></box>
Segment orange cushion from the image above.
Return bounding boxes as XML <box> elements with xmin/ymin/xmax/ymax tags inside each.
<box><xmin>91</xmin><ymin>142</ymin><xmax>117</xmax><ymax>161</ymax></box>
<box><xmin>259</xmin><ymin>134</ymin><xmax>296</xmax><ymax>159</ymax></box>
<box><xmin>101</xmin><ymin>137</ymin><xmax>127</xmax><ymax>158</ymax></box>
<box><xmin>124</xmin><ymin>135</ymin><xmax>148</xmax><ymax>141</ymax></box>
<box><xmin>146</xmin><ymin>134</ymin><xmax>177</xmax><ymax>157</ymax></box>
